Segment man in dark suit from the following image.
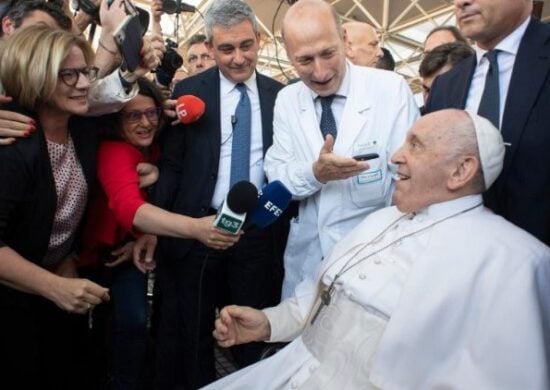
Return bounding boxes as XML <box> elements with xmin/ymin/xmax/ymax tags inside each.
<box><xmin>425</xmin><ymin>0</ymin><xmax>550</xmax><ymax>245</ymax></box>
<box><xmin>153</xmin><ymin>0</ymin><xmax>285</xmax><ymax>388</ymax></box>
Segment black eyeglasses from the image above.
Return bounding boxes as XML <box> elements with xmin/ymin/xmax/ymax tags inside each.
<box><xmin>121</xmin><ymin>107</ymin><xmax>162</xmax><ymax>124</ymax></box>
<box><xmin>58</xmin><ymin>66</ymin><xmax>99</xmax><ymax>86</ymax></box>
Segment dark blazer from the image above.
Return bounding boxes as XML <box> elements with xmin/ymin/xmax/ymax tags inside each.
<box><xmin>155</xmin><ymin>66</ymin><xmax>284</xmax><ymax>260</ymax></box>
<box><xmin>0</xmin><ymin>110</ymin><xmax>98</xmax><ymax>309</ymax></box>
<box><xmin>425</xmin><ymin>18</ymin><xmax>550</xmax><ymax>245</ymax></box>
<box><xmin>0</xmin><ymin>109</ymin><xmax>98</xmax><ymax>266</ymax></box>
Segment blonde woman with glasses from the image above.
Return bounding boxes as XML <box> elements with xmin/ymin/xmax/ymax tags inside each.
<box><xmin>0</xmin><ymin>25</ymin><xmax>109</xmax><ymax>388</ymax></box>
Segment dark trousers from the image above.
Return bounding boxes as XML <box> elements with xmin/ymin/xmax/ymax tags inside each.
<box><xmin>155</xmin><ymin>227</ymin><xmax>279</xmax><ymax>389</ymax></box>
<box><xmin>110</xmin><ymin>263</ymin><xmax>148</xmax><ymax>390</ymax></box>
<box><xmin>0</xmin><ymin>288</ymin><xmax>92</xmax><ymax>390</ymax></box>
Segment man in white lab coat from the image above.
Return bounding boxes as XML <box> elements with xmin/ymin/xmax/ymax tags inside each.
<box><xmin>207</xmin><ymin>109</ymin><xmax>550</xmax><ymax>389</ymax></box>
<box><xmin>264</xmin><ymin>0</ymin><xmax>419</xmax><ymax>298</ymax></box>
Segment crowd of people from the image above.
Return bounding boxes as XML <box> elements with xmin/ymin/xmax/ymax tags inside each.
<box><xmin>0</xmin><ymin>0</ymin><xmax>548</xmax><ymax>389</ymax></box>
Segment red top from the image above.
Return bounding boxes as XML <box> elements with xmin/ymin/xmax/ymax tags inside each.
<box><xmin>80</xmin><ymin>140</ymin><xmax>159</xmax><ymax>266</ymax></box>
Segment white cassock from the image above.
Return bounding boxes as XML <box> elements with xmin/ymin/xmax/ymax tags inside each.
<box><xmin>203</xmin><ymin>195</ymin><xmax>550</xmax><ymax>389</ymax></box>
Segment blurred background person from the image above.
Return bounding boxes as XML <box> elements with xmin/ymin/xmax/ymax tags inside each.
<box><xmin>0</xmin><ymin>25</ymin><xmax>109</xmax><ymax>389</ymax></box>
<box><xmin>342</xmin><ymin>21</ymin><xmax>383</xmax><ymax>67</ymax></box>
<box><xmin>423</xmin><ymin>25</ymin><xmax>468</xmax><ymax>52</ymax></box>
<box><xmin>376</xmin><ymin>47</ymin><xmax>396</xmax><ymax>71</ymax></box>
<box><xmin>419</xmin><ymin>42</ymin><xmax>474</xmax><ymax>104</ymax></box>
<box><xmin>185</xmin><ymin>33</ymin><xmax>216</xmax><ymax>76</ymax></box>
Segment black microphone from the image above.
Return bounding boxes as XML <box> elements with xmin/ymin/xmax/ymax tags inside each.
<box><xmin>213</xmin><ymin>181</ymin><xmax>258</xmax><ymax>234</ymax></box>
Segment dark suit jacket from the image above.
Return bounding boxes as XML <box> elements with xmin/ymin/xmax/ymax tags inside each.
<box><xmin>425</xmin><ymin>18</ymin><xmax>550</xmax><ymax>245</ymax></box>
<box><xmin>155</xmin><ymin>67</ymin><xmax>284</xmax><ymax>260</ymax></box>
<box><xmin>0</xmin><ymin>108</ymin><xmax>98</xmax><ymax>306</ymax></box>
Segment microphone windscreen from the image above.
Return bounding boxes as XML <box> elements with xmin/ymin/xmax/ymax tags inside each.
<box><xmin>226</xmin><ymin>181</ymin><xmax>258</xmax><ymax>214</ymax></box>
<box><xmin>249</xmin><ymin>181</ymin><xmax>292</xmax><ymax>228</ymax></box>
<box><xmin>176</xmin><ymin>95</ymin><xmax>205</xmax><ymax>124</ymax></box>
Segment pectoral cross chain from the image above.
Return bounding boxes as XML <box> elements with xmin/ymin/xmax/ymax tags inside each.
<box><xmin>310</xmin><ymin>285</ymin><xmax>334</xmax><ymax>325</ymax></box>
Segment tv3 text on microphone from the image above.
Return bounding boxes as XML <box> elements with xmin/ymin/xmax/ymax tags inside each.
<box><xmin>213</xmin><ymin>181</ymin><xmax>258</xmax><ymax>234</ymax></box>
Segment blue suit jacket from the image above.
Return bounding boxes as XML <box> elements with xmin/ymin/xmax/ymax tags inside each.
<box><xmin>154</xmin><ymin>67</ymin><xmax>284</xmax><ymax>259</ymax></box>
<box><xmin>425</xmin><ymin>18</ymin><xmax>550</xmax><ymax>245</ymax></box>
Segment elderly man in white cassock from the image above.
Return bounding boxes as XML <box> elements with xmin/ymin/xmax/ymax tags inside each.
<box><xmin>206</xmin><ymin>109</ymin><xmax>550</xmax><ymax>390</ymax></box>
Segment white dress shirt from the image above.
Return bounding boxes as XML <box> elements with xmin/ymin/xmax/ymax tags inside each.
<box><xmin>310</xmin><ymin>63</ymin><xmax>351</xmax><ymax>129</ymax></box>
<box><xmin>465</xmin><ymin>16</ymin><xmax>530</xmax><ymax>128</ymax></box>
<box><xmin>211</xmin><ymin>71</ymin><xmax>265</xmax><ymax>209</ymax></box>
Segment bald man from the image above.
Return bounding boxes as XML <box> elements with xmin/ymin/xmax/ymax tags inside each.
<box><xmin>264</xmin><ymin>0</ymin><xmax>418</xmax><ymax>299</ymax></box>
<box><xmin>342</xmin><ymin>21</ymin><xmax>383</xmax><ymax>67</ymax></box>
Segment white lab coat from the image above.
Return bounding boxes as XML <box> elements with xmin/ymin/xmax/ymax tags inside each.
<box><xmin>264</xmin><ymin>64</ymin><xmax>419</xmax><ymax>298</ymax></box>
<box><xmin>203</xmin><ymin>195</ymin><xmax>550</xmax><ymax>389</ymax></box>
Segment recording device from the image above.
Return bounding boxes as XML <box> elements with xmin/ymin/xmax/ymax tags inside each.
<box><xmin>245</xmin><ymin>181</ymin><xmax>293</xmax><ymax>229</ymax></box>
<box><xmin>176</xmin><ymin>95</ymin><xmax>205</xmax><ymax>124</ymax></box>
<box><xmin>162</xmin><ymin>0</ymin><xmax>196</xmax><ymax>14</ymax></box>
<box><xmin>353</xmin><ymin>153</ymin><xmax>379</xmax><ymax>161</ymax></box>
<box><xmin>155</xmin><ymin>39</ymin><xmax>184</xmax><ymax>86</ymax></box>
<box><xmin>113</xmin><ymin>13</ymin><xmax>143</xmax><ymax>72</ymax></box>
<box><xmin>213</xmin><ymin>181</ymin><xmax>258</xmax><ymax>234</ymax></box>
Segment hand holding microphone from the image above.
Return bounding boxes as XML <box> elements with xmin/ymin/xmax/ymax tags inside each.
<box><xmin>192</xmin><ymin>181</ymin><xmax>259</xmax><ymax>250</ymax></box>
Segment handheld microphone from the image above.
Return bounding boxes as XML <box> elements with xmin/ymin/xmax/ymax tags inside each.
<box><xmin>213</xmin><ymin>181</ymin><xmax>258</xmax><ymax>234</ymax></box>
<box><xmin>245</xmin><ymin>180</ymin><xmax>292</xmax><ymax>229</ymax></box>
<box><xmin>176</xmin><ymin>95</ymin><xmax>205</xmax><ymax>124</ymax></box>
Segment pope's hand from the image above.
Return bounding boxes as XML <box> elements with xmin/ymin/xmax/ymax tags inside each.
<box><xmin>212</xmin><ymin>305</ymin><xmax>271</xmax><ymax>348</ymax></box>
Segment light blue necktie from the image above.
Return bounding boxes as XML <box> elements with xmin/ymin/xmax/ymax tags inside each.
<box><xmin>477</xmin><ymin>50</ymin><xmax>500</xmax><ymax>129</ymax></box>
<box><xmin>230</xmin><ymin>83</ymin><xmax>251</xmax><ymax>186</ymax></box>
<box><xmin>319</xmin><ymin>95</ymin><xmax>337</xmax><ymax>139</ymax></box>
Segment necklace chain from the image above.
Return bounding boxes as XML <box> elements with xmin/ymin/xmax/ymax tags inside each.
<box><xmin>309</xmin><ymin>202</ymin><xmax>483</xmax><ymax>325</ymax></box>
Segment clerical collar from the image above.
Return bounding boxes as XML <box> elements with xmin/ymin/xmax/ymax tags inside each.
<box><xmin>474</xmin><ymin>16</ymin><xmax>530</xmax><ymax>62</ymax></box>
<box><xmin>308</xmin><ymin>61</ymin><xmax>351</xmax><ymax>101</ymax></box>
<box><xmin>412</xmin><ymin>194</ymin><xmax>483</xmax><ymax>220</ymax></box>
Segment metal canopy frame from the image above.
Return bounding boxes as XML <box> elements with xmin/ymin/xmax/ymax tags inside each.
<box><xmin>135</xmin><ymin>0</ymin><xmax>548</xmax><ymax>91</ymax></box>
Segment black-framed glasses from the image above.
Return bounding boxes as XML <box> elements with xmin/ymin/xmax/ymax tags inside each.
<box><xmin>121</xmin><ymin>107</ymin><xmax>162</xmax><ymax>124</ymax></box>
<box><xmin>58</xmin><ymin>66</ymin><xmax>99</xmax><ymax>86</ymax></box>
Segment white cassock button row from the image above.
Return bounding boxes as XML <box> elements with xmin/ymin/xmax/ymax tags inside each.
<box><xmin>359</xmin><ymin>273</ymin><xmax>366</xmax><ymax>280</ymax></box>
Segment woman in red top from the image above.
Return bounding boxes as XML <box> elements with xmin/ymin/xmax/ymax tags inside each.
<box><xmin>82</xmin><ymin>78</ymin><xmax>238</xmax><ymax>389</ymax></box>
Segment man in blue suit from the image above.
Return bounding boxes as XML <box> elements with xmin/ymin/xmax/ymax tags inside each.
<box><xmin>425</xmin><ymin>0</ymin><xmax>550</xmax><ymax>245</ymax></box>
<box><xmin>153</xmin><ymin>1</ymin><xmax>285</xmax><ymax>388</ymax></box>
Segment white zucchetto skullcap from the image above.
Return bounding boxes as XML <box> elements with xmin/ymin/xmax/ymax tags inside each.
<box><xmin>465</xmin><ymin>111</ymin><xmax>505</xmax><ymax>190</ymax></box>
